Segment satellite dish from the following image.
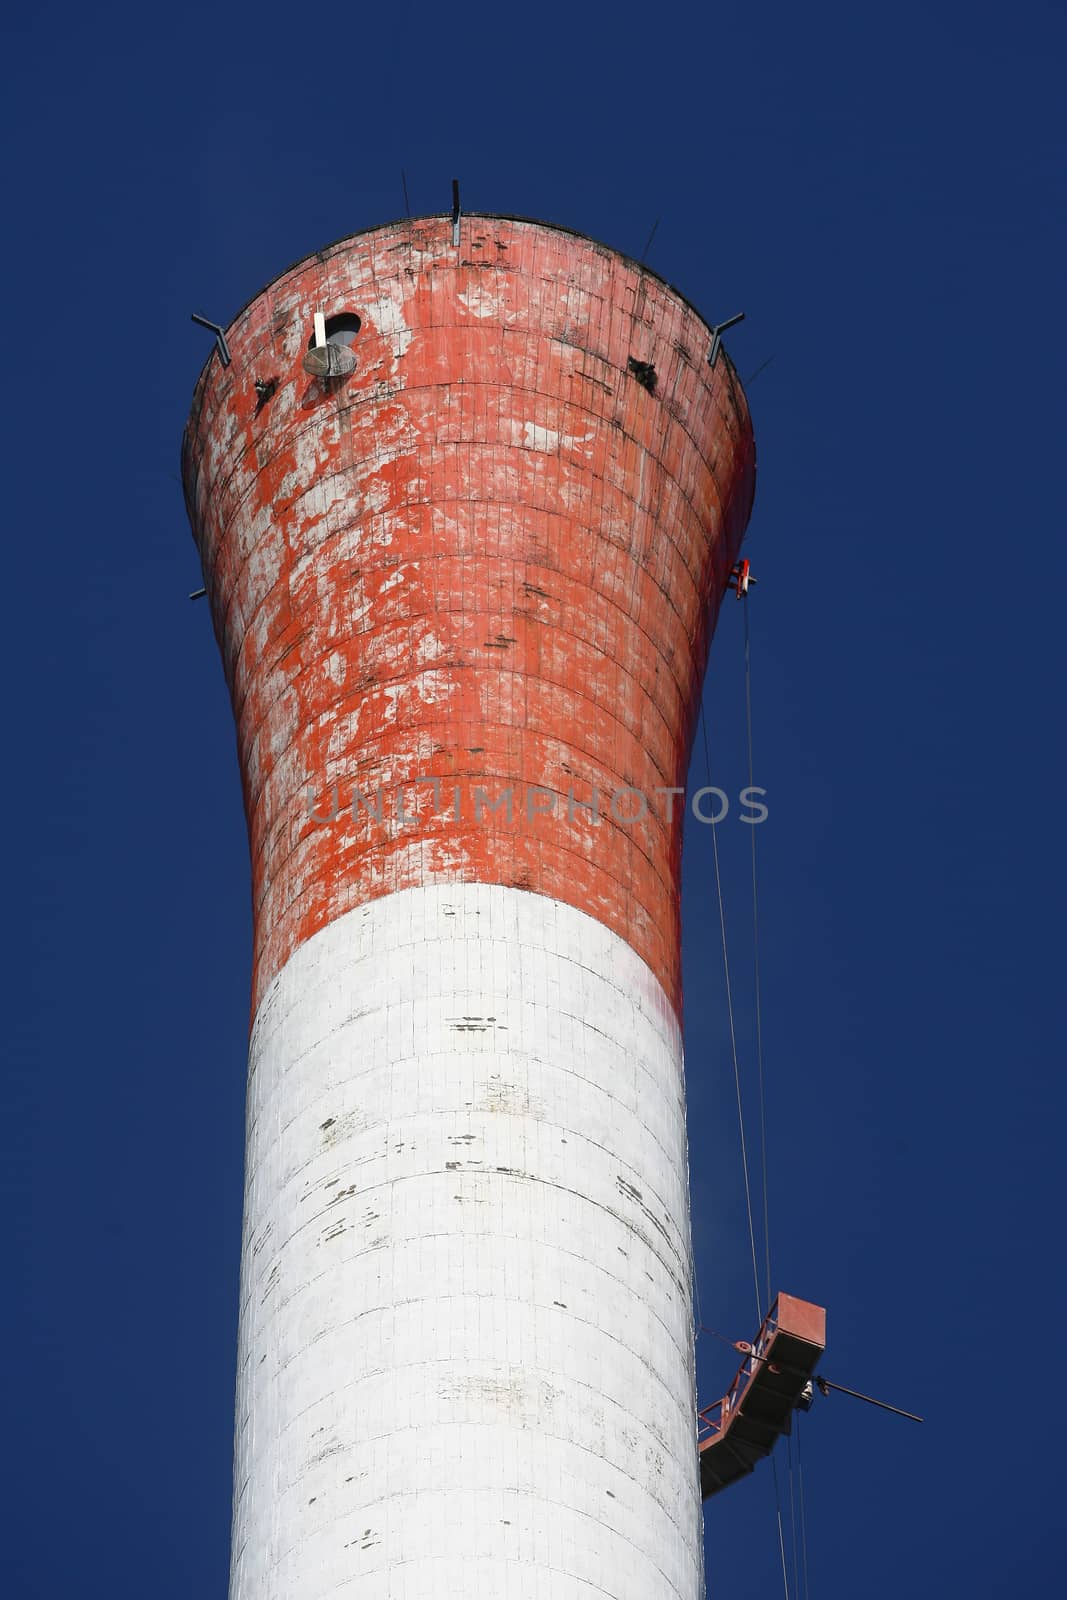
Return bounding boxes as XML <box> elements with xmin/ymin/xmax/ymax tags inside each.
<box><xmin>302</xmin><ymin>342</ymin><xmax>357</xmax><ymax>378</ymax></box>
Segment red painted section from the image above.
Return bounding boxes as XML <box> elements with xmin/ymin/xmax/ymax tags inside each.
<box><xmin>183</xmin><ymin>216</ymin><xmax>756</xmax><ymax>1016</ymax></box>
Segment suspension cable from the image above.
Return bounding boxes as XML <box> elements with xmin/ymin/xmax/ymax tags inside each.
<box><xmin>770</xmin><ymin>1455</ymin><xmax>793</xmax><ymax>1600</ymax></box>
<box><xmin>787</xmin><ymin>1430</ymin><xmax>801</xmax><ymax>1600</ymax></box>
<box><xmin>796</xmin><ymin>1411</ymin><xmax>812</xmax><ymax>1600</ymax></box>
<box><xmin>743</xmin><ymin>596</ymin><xmax>774</xmax><ymax>1308</ymax></box>
<box><xmin>743</xmin><ymin>596</ymin><xmax>796</xmax><ymax>1594</ymax></box>
<box><xmin>700</xmin><ymin>619</ymin><xmax>798</xmax><ymax>1600</ymax></box>
<box><xmin>699</xmin><ymin>701</ymin><xmax>762</xmax><ymax>1326</ymax></box>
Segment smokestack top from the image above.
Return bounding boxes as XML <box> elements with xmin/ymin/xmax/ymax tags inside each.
<box><xmin>185</xmin><ymin>210</ymin><xmax>745</xmax><ymax>401</ymax></box>
<box><xmin>183</xmin><ymin>214</ymin><xmax>755</xmax><ymax>1016</ymax></box>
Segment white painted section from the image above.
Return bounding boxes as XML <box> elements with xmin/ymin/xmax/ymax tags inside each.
<box><xmin>230</xmin><ymin>884</ymin><xmax>701</xmax><ymax>1600</ymax></box>
<box><xmin>520</xmin><ymin>419</ymin><xmax>595</xmax><ymax>455</ymax></box>
<box><xmin>456</xmin><ymin>283</ymin><xmax>508</xmax><ymax>321</ymax></box>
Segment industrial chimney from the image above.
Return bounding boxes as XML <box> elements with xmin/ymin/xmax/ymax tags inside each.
<box><xmin>183</xmin><ymin>212</ymin><xmax>755</xmax><ymax>1600</ymax></box>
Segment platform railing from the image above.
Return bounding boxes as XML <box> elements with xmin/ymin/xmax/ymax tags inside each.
<box><xmin>697</xmin><ymin>1297</ymin><xmax>784</xmax><ymax>1443</ymax></box>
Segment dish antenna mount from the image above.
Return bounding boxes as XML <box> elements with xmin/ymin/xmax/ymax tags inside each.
<box><xmin>302</xmin><ymin>312</ymin><xmax>357</xmax><ymax>379</ymax></box>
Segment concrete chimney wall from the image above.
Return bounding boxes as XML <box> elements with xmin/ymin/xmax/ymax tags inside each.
<box><xmin>183</xmin><ymin>214</ymin><xmax>755</xmax><ymax>1600</ymax></box>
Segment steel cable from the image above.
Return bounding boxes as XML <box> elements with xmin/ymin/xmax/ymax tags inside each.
<box><xmin>743</xmin><ymin>596</ymin><xmax>774</xmax><ymax>1308</ymax></box>
<box><xmin>700</xmin><ymin>702</ymin><xmax>762</xmax><ymax>1326</ymax></box>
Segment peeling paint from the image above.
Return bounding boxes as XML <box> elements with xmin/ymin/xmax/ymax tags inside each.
<box><xmin>182</xmin><ymin>216</ymin><xmax>756</xmax><ymax>1600</ymax></box>
<box><xmin>183</xmin><ymin>217</ymin><xmax>755</xmax><ymax>1020</ymax></box>
<box><xmin>233</xmin><ymin>886</ymin><xmax>700</xmax><ymax>1600</ymax></box>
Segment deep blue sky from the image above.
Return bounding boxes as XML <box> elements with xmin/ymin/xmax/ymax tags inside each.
<box><xmin>3</xmin><ymin>2</ymin><xmax>1064</xmax><ymax>1595</ymax></box>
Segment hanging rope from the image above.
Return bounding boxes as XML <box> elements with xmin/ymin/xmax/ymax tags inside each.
<box><xmin>787</xmin><ymin>1431</ymin><xmax>802</xmax><ymax>1599</ymax></box>
<box><xmin>770</xmin><ymin>1456</ymin><xmax>793</xmax><ymax>1600</ymax></box>
<box><xmin>744</xmin><ymin>597</ymin><xmax>774</xmax><ymax>1308</ymax></box>
<box><xmin>700</xmin><ymin>695</ymin><xmax>790</xmax><ymax>1600</ymax></box>
<box><xmin>744</xmin><ymin>597</ymin><xmax>798</xmax><ymax>1595</ymax></box>
<box><xmin>700</xmin><ymin>702</ymin><xmax>762</xmax><ymax>1326</ymax></box>
<box><xmin>699</xmin><ymin>601</ymin><xmax>810</xmax><ymax>1600</ymax></box>
<box><xmin>796</xmin><ymin>1411</ymin><xmax>812</xmax><ymax>1600</ymax></box>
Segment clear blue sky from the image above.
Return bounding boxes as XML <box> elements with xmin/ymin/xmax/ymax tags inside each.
<box><xmin>3</xmin><ymin>2</ymin><xmax>1064</xmax><ymax>1595</ymax></box>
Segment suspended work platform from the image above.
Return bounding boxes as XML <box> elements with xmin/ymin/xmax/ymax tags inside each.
<box><xmin>699</xmin><ymin>1293</ymin><xmax>826</xmax><ymax>1499</ymax></box>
